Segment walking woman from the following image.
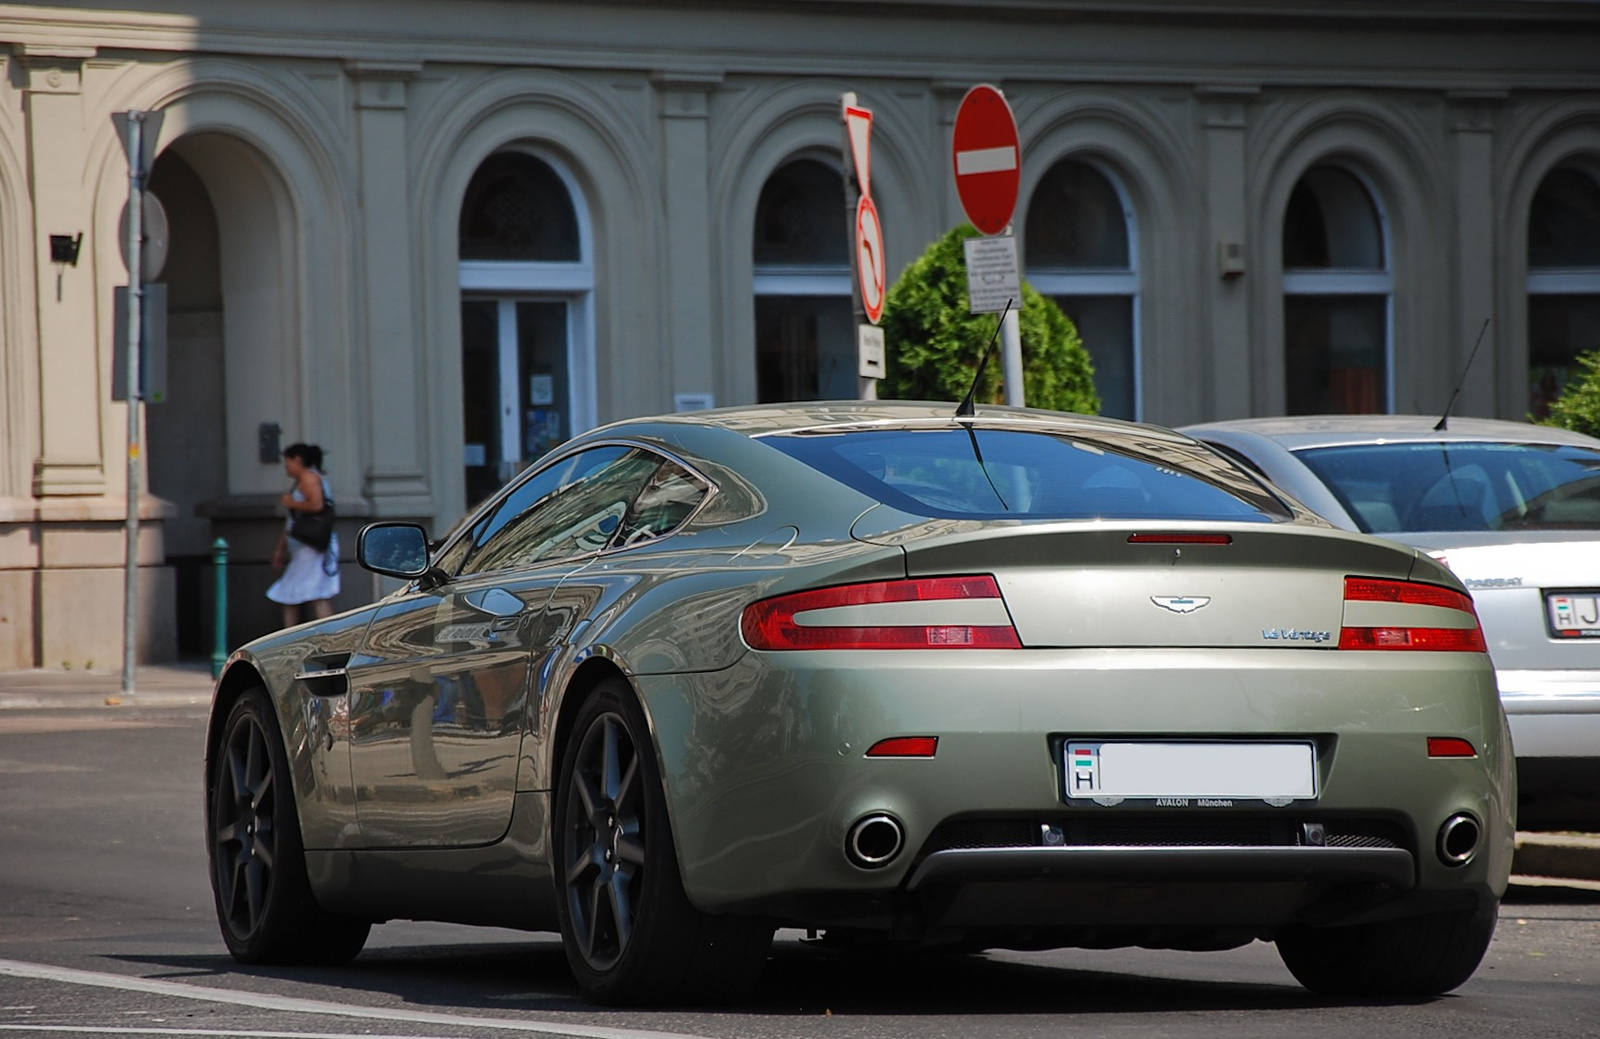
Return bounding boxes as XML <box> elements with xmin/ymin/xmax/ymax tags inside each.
<box><xmin>267</xmin><ymin>442</ymin><xmax>339</xmax><ymax>627</ymax></box>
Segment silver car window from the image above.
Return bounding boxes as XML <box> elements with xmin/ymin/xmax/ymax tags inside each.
<box><xmin>1296</xmin><ymin>441</ymin><xmax>1600</xmax><ymax>533</ymax></box>
<box><xmin>464</xmin><ymin>446</ymin><xmax>657</xmax><ymax>574</ymax></box>
<box><xmin>613</xmin><ymin>461</ymin><xmax>709</xmax><ymax>548</ymax></box>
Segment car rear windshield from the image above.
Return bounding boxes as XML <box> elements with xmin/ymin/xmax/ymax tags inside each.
<box><xmin>1295</xmin><ymin>440</ymin><xmax>1600</xmax><ymax>533</ymax></box>
<box><xmin>764</xmin><ymin>426</ymin><xmax>1288</xmax><ymax>522</ymax></box>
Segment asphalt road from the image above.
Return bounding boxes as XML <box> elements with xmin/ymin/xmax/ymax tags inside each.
<box><xmin>1</xmin><ymin>706</ymin><xmax>1597</xmax><ymax>1039</ymax></box>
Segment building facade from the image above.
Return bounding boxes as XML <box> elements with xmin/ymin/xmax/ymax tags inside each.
<box><xmin>2</xmin><ymin>0</ymin><xmax>1598</xmax><ymax>667</ymax></box>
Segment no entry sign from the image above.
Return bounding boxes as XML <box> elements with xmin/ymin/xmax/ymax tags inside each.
<box><xmin>952</xmin><ymin>85</ymin><xmax>1020</xmax><ymax>236</ymax></box>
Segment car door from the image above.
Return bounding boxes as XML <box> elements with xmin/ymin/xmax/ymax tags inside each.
<box><xmin>344</xmin><ymin>444</ymin><xmax>662</xmax><ymax>847</ymax></box>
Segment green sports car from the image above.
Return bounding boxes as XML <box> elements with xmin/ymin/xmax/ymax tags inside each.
<box><xmin>205</xmin><ymin>402</ymin><xmax>1512</xmax><ymax>1004</ymax></box>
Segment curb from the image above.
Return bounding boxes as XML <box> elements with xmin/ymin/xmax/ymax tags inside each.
<box><xmin>1513</xmin><ymin>831</ymin><xmax>1600</xmax><ymax>884</ymax></box>
<box><xmin>0</xmin><ymin>666</ymin><xmax>215</xmax><ymax>710</ymax></box>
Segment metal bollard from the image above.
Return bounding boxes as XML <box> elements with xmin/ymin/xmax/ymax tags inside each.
<box><xmin>211</xmin><ymin>537</ymin><xmax>229</xmax><ymax>679</ymax></box>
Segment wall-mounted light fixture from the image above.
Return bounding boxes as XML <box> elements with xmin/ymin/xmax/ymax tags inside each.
<box><xmin>49</xmin><ymin>233</ymin><xmax>83</xmax><ymax>266</ymax></box>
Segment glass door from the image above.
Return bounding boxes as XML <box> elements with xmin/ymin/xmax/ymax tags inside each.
<box><xmin>461</xmin><ymin>298</ymin><xmax>571</xmax><ymax>509</ymax></box>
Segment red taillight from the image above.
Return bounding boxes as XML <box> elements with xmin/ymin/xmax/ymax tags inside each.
<box><xmin>866</xmin><ymin>736</ymin><xmax>939</xmax><ymax>757</ymax></box>
<box><xmin>1338</xmin><ymin>577</ymin><xmax>1487</xmax><ymax>652</ymax></box>
<box><xmin>1343</xmin><ymin>577</ymin><xmax>1476</xmax><ymax>613</ymax></box>
<box><xmin>1427</xmin><ymin>737</ymin><xmax>1478</xmax><ymax>758</ymax></box>
<box><xmin>1127</xmin><ymin>533</ymin><xmax>1233</xmax><ymax>545</ymax></box>
<box><xmin>740</xmin><ymin>576</ymin><xmax>1021</xmax><ymax>651</ymax></box>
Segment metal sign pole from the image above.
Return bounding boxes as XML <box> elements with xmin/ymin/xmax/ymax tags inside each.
<box><xmin>121</xmin><ymin>111</ymin><xmax>145</xmax><ymax>699</ymax></box>
<box><xmin>1000</xmin><ymin>252</ymin><xmax>1025</xmax><ymax>407</ymax></box>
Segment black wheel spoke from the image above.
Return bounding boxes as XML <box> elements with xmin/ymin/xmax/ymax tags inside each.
<box><xmin>615</xmin><ymin>754</ymin><xmax>639</xmax><ymax>817</ymax></box>
<box><xmin>223</xmin><ymin>857</ymin><xmax>245</xmax><ymax>921</ymax></box>
<box><xmin>600</xmin><ymin>718</ymin><xmax>623</xmax><ymax>803</ymax></box>
<box><xmin>243</xmin><ymin>859</ymin><xmax>267</xmax><ymax>928</ymax></box>
<box><xmin>584</xmin><ymin>876</ymin><xmax>607</xmax><ymax>960</ymax></box>
<box><xmin>251</xmin><ymin>761</ymin><xmax>273</xmax><ymax>816</ymax></box>
<box><xmin>573</xmin><ymin>766</ymin><xmax>601</xmax><ymax>824</ymax></box>
<box><xmin>225</xmin><ymin>744</ymin><xmax>248</xmax><ymax>806</ymax></box>
<box><xmin>607</xmin><ymin>869</ymin><xmax>633</xmax><ymax>948</ymax></box>
<box><xmin>566</xmin><ymin>844</ymin><xmax>601</xmax><ymax>886</ymax></box>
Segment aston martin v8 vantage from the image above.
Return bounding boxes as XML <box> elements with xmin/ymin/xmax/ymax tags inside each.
<box><xmin>206</xmin><ymin>402</ymin><xmax>1512</xmax><ymax>1004</ymax></box>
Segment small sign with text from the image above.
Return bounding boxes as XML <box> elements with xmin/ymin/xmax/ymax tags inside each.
<box><xmin>963</xmin><ymin>234</ymin><xmax>1023</xmax><ymax>314</ymax></box>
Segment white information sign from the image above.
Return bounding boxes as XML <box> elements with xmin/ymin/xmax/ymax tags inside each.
<box><xmin>857</xmin><ymin>324</ymin><xmax>885</xmax><ymax>380</ymax></box>
<box><xmin>673</xmin><ymin>392</ymin><xmax>715</xmax><ymax>413</ymax></box>
<box><xmin>963</xmin><ymin>234</ymin><xmax>1023</xmax><ymax>315</ymax></box>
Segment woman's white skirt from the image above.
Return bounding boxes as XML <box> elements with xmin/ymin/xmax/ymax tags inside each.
<box><xmin>266</xmin><ymin>533</ymin><xmax>341</xmax><ymax>605</ymax></box>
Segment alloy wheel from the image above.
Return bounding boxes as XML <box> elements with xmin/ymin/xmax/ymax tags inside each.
<box><xmin>212</xmin><ymin>711</ymin><xmax>279</xmax><ymax>939</ymax></box>
<box><xmin>562</xmin><ymin>711</ymin><xmax>646</xmax><ymax>970</ymax></box>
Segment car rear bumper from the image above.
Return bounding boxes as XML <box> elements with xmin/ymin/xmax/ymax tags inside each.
<box><xmin>637</xmin><ymin>647</ymin><xmax>1513</xmax><ymax>935</ymax></box>
<box><xmin>1496</xmin><ymin>669</ymin><xmax>1600</xmax><ymax>758</ymax></box>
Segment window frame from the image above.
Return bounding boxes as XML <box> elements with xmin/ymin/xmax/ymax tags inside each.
<box><xmin>1024</xmin><ymin>157</ymin><xmax>1143</xmax><ymax>421</ymax></box>
<box><xmin>1281</xmin><ymin>164</ymin><xmax>1395</xmax><ymax>415</ymax></box>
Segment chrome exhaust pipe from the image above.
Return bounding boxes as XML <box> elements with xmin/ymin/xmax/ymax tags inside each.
<box><xmin>846</xmin><ymin>813</ymin><xmax>904</xmax><ymax>869</ymax></box>
<box><xmin>1437</xmin><ymin>813</ymin><xmax>1481</xmax><ymax>866</ymax></box>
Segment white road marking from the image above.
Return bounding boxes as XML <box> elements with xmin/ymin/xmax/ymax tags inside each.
<box><xmin>0</xmin><ymin>959</ymin><xmax>709</xmax><ymax>1039</ymax></box>
<box><xmin>955</xmin><ymin>145</ymin><xmax>1017</xmax><ymax>176</ymax></box>
<box><xmin>0</xmin><ymin>1029</ymin><xmax>585</xmax><ymax>1038</ymax></box>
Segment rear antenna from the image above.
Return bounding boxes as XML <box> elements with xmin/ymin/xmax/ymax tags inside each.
<box><xmin>956</xmin><ymin>299</ymin><xmax>1013</xmax><ymax>419</ymax></box>
<box><xmin>1435</xmin><ymin>318</ymin><xmax>1490</xmax><ymax>432</ymax></box>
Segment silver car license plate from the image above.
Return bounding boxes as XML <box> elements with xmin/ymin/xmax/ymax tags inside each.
<box><xmin>1548</xmin><ymin>591</ymin><xmax>1600</xmax><ymax>638</ymax></box>
<box><xmin>1063</xmin><ymin>741</ymin><xmax>1316</xmax><ymax>801</ymax></box>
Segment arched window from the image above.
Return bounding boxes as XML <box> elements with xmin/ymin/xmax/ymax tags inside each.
<box><xmin>458</xmin><ymin>151</ymin><xmax>594</xmax><ymax>507</ymax></box>
<box><xmin>1282</xmin><ymin>165</ymin><xmax>1392</xmax><ymax>414</ymax></box>
<box><xmin>1024</xmin><ymin>160</ymin><xmax>1139</xmax><ymax>419</ymax></box>
<box><xmin>752</xmin><ymin>158</ymin><xmax>854</xmax><ymax>403</ymax></box>
<box><xmin>459</xmin><ymin>152</ymin><xmax>580</xmax><ymax>262</ymax></box>
<box><xmin>1528</xmin><ymin>164</ymin><xmax>1600</xmax><ymax>419</ymax></box>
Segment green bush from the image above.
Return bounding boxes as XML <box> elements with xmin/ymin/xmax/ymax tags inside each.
<box><xmin>1542</xmin><ymin>351</ymin><xmax>1600</xmax><ymax>437</ymax></box>
<box><xmin>880</xmin><ymin>223</ymin><xmax>1100</xmax><ymax>415</ymax></box>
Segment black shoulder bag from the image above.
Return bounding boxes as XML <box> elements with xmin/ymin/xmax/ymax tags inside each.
<box><xmin>290</xmin><ymin>494</ymin><xmax>336</xmax><ymax>551</ymax></box>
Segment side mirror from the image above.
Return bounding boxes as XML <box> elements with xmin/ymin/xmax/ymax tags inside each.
<box><xmin>357</xmin><ymin>522</ymin><xmax>431</xmax><ymax>579</ymax></box>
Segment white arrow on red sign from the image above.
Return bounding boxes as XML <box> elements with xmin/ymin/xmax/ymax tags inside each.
<box><xmin>856</xmin><ymin>195</ymin><xmax>886</xmax><ymax>325</ymax></box>
<box><xmin>952</xmin><ymin>84</ymin><xmax>1021</xmax><ymax>236</ymax></box>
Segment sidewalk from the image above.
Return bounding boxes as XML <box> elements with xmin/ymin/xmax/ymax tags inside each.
<box><xmin>0</xmin><ymin>662</ymin><xmax>216</xmax><ymax>709</ymax></box>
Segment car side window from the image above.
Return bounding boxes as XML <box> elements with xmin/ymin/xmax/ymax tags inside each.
<box><xmin>614</xmin><ymin>461</ymin><xmax>709</xmax><ymax>547</ymax></box>
<box><xmin>464</xmin><ymin>447</ymin><xmax>660</xmax><ymax>574</ymax></box>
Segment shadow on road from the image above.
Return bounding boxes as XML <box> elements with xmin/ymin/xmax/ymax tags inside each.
<box><xmin>111</xmin><ymin>937</ymin><xmax>1435</xmax><ymax>1017</ymax></box>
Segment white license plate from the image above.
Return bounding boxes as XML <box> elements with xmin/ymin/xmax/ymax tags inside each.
<box><xmin>1547</xmin><ymin>592</ymin><xmax>1600</xmax><ymax>638</ymax></box>
<box><xmin>1063</xmin><ymin>741</ymin><xmax>1316</xmax><ymax>801</ymax></box>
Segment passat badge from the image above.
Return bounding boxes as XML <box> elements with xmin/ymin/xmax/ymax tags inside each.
<box><xmin>1152</xmin><ymin>596</ymin><xmax>1210</xmax><ymax>613</ymax></box>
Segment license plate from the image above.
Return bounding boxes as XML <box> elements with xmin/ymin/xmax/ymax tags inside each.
<box><xmin>1547</xmin><ymin>591</ymin><xmax>1600</xmax><ymax>638</ymax></box>
<box><xmin>1063</xmin><ymin>741</ymin><xmax>1316</xmax><ymax>801</ymax></box>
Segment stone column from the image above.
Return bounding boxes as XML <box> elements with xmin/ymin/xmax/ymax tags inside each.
<box><xmin>1197</xmin><ymin>85</ymin><xmax>1258</xmax><ymax>421</ymax></box>
<box><xmin>655</xmin><ymin>71</ymin><xmax>722</xmax><ymax>407</ymax></box>
<box><xmin>349</xmin><ymin>61</ymin><xmax>431</xmax><ymax>514</ymax></box>
<box><xmin>23</xmin><ymin>45</ymin><xmax>104</xmax><ymax>497</ymax></box>
<box><xmin>1447</xmin><ymin>91</ymin><xmax>1505</xmax><ymax>418</ymax></box>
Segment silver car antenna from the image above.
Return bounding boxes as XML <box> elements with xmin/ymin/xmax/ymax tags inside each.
<box><xmin>956</xmin><ymin>298</ymin><xmax>1013</xmax><ymax>419</ymax></box>
<box><xmin>1435</xmin><ymin>318</ymin><xmax>1490</xmax><ymax>432</ymax></box>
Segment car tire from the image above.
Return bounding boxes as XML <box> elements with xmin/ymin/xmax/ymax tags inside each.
<box><xmin>1275</xmin><ymin>902</ymin><xmax>1498</xmax><ymax>996</ymax></box>
<box><xmin>553</xmin><ymin>677</ymin><xmax>772</xmax><ymax>1004</ymax></box>
<box><xmin>207</xmin><ymin>686</ymin><xmax>370</xmax><ymax>965</ymax></box>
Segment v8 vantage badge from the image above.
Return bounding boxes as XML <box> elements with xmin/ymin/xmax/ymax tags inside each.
<box><xmin>1262</xmin><ymin>626</ymin><xmax>1332</xmax><ymax>644</ymax></box>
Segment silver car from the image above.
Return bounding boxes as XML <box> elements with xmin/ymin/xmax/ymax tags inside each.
<box><xmin>1182</xmin><ymin>415</ymin><xmax>1600</xmax><ymax>826</ymax></box>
